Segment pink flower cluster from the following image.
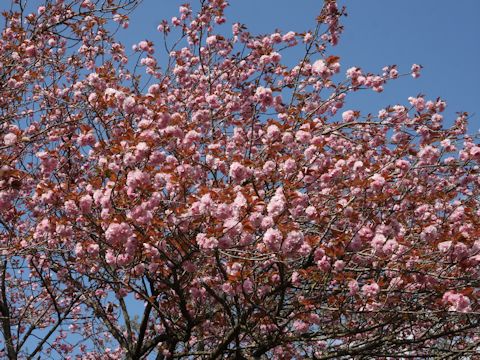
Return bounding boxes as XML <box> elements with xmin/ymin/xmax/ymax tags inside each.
<box><xmin>267</xmin><ymin>187</ymin><xmax>286</xmax><ymax>217</ymax></box>
<box><xmin>105</xmin><ymin>222</ymin><xmax>133</xmax><ymax>246</ymax></box>
<box><xmin>442</xmin><ymin>291</ymin><xmax>471</xmax><ymax>312</ymax></box>
<box><xmin>196</xmin><ymin>233</ymin><xmax>218</xmax><ymax>250</ymax></box>
<box><xmin>229</xmin><ymin>162</ymin><xmax>251</xmax><ymax>183</ymax></box>
<box><xmin>255</xmin><ymin>86</ymin><xmax>273</xmax><ymax>108</ymax></box>
<box><xmin>263</xmin><ymin>228</ymin><xmax>283</xmax><ymax>252</ymax></box>
<box><xmin>362</xmin><ymin>282</ymin><xmax>380</xmax><ymax>297</ymax></box>
<box><xmin>126</xmin><ymin>169</ymin><xmax>150</xmax><ymax>195</ymax></box>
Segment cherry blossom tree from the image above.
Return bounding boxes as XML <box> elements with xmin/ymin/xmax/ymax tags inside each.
<box><xmin>1</xmin><ymin>0</ymin><xmax>480</xmax><ymax>358</ymax></box>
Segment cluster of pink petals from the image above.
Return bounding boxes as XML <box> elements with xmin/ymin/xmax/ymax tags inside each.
<box><xmin>443</xmin><ymin>291</ymin><xmax>471</xmax><ymax>312</ymax></box>
<box><xmin>105</xmin><ymin>222</ymin><xmax>133</xmax><ymax>245</ymax></box>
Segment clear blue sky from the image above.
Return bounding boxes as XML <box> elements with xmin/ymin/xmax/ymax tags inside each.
<box><xmin>125</xmin><ymin>0</ymin><xmax>480</xmax><ymax>131</ymax></box>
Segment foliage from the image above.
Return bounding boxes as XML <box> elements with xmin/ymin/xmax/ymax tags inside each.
<box><xmin>0</xmin><ymin>0</ymin><xmax>479</xmax><ymax>358</ymax></box>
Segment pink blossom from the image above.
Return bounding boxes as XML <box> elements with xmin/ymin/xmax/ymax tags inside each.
<box><xmin>266</xmin><ymin>124</ymin><xmax>281</xmax><ymax>139</ymax></box>
<box><xmin>171</xmin><ymin>16</ymin><xmax>181</xmax><ymax>26</ymax></box>
<box><xmin>283</xmin><ymin>158</ymin><xmax>296</xmax><ymax>175</ymax></box>
<box><xmin>133</xmin><ymin>263</ymin><xmax>146</xmax><ymax>276</ymax></box>
<box><xmin>442</xmin><ymin>291</ymin><xmax>471</xmax><ymax>312</ymax></box>
<box><xmin>221</xmin><ymin>282</ymin><xmax>234</xmax><ymax>295</ymax></box>
<box><xmin>206</xmin><ymin>94</ymin><xmax>220</xmax><ymax>108</ymax></box>
<box><xmin>411</xmin><ymin>63</ymin><xmax>422</xmax><ymax>78</ymax></box>
<box><xmin>388</xmin><ymin>277</ymin><xmax>404</xmax><ymax>290</ymax></box>
<box><xmin>270</xmin><ymin>32</ymin><xmax>282</xmax><ymax>43</ymax></box>
<box><xmin>36</xmin><ymin>151</ymin><xmax>58</xmax><ymax>174</ymax></box>
<box><xmin>282</xmin><ymin>132</ymin><xmax>293</xmax><ymax>144</ymax></box>
<box><xmin>295</xmin><ymin>130</ymin><xmax>311</xmax><ymax>143</ymax></box>
<box><xmin>450</xmin><ymin>206</ymin><xmax>465</xmax><ymax>222</ymax></box>
<box><xmin>223</xmin><ymin>218</ymin><xmax>243</xmax><ymax>242</ymax></box>
<box><xmin>87</xmin><ymin>243</ymin><xmax>99</xmax><ymax>255</ymax></box>
<box><xmin>242</xmin><ymin>278</ymin><xmax>254</xmax><ymax>294</ymax></box>
<box><xmin>314</xmin><ymin>248</ymin><xmax>325</xmax><ymax>261</ymax></box>
<box><xmin>105</xmin><ymin>222</ymin><xmax>133</xmax><ymax>245</ymax></box>
<box><xmin>77</xmin><ymin>131</ymin><xmax>96</xmax><ymax>146</ymax></box>
<box><xmin>382</xmin><ymin>239</ymin><xmax>398</xmax><ymax>255</ymax></box>
<box><xmin>316</xmin><ymin>256</ymin><xmax>330</xmax><ymax>271</ymax></box>
<box><xmin>227</xmin><ymin>262</ymin><xmax>242</xmax><ymax>276</ymax></box>
<box><xmin>469</xmin><ymin>146</ymin><xmax>480</xmax><ymax>158</ymax></box>
<box><xmin>453</xmin><ymin>242</ymin><xmax>469</xmax><ymax>260</ymax></box>
<box><xmin>438</xmin><ymin>241</ymin><xmax>453</xmax><ymax>253</ymax></box>
<box><xmin>127</xmin><ymin>204</ymin><xmax>153</xmax><ymax>224</ymax></box>
<box><xmin>267</xmin><ymin>187</ymin><xmax>286</xmax><ymax>217</ymax></box>
<box><xmin>305</xmin><ymin>206</ymin><xmax>317</xmax><ymax>218</ymax></box>
<box><xmin>81</xmin><ymin>0</ymin><xmax>92</xmax><ymax>9</ymax></box>
<box><xmin>64</xmin><ymin>200</ymin><xmax>79</xmax><ymax>216</ymax></box>
<box><xmin>233</xmin><ymin>192</ymin><xmax>247</xmax><ymax>209</ymax></box>
<box><xmin>79</xmin><ymin>195</ymin><xmax>93</xmax><ymax>214</ymax></box>
<box><xmin>370</xmin><ymin>173</ymin><xmax>386</xmax><ymax>191</ymax></box>
<box><xmin>292</xmin><ymin>320</ymin><xmax>309</xmax><ymax>334</ymax></box>
<box><xmin>249</xmin><ymin>212</ymin><xmax>263</xmax><ymax>228</ymax></box>
<box><xmin>282</xmin><ymin>31</ymin><xmax>296</xmax><ymax>42</ymax></box>
<box><xmin>206</xmin><ymin>35</ymin><xmax>217</xmax><ymax>46</ymax></box>
<box><xmin>25</xmin><ymin>45</ymin><xmax>37</xmax><ymax>57</ymax></box>
<box><xmin>291</xmin><ymin>271</ymin><xmax>301</xmax><ymax>286</ymax></box>
<box><xmin>184</xmin><ymin>130</ymin><xmax>200</xmax><ymax>146</ymax></box>
<box><xmin>117</xmin><ymin>253</ymin><xmax>132</xmax><ymax>266</ymax></box>
<box><xmin>282</xmin><ymin>230</ymin><xmax>304</xmax><ymax>253</ymax></box>
<box><xmin>418</xmin><ymin>145</ymin><xmax>440</xmax><ymax>164</ymax></box>
<box><xmin>123</xmin><ymin>96</ymin><xmax>136</xmax><ymax>113</ymax></box>
<box><xmin>263</xmin><ymin>228</ymin><xmax>283</xmax><ymax>252</ymax></box>
<box><xmin>3</xmin><ymin>133</ymin><xmax>17</xmax><ymax>146</ymax></box>
<box><xmin>116</xmin><ymin>288</ymin><xmax>129</xmax><ymax>299</ymax></box>
<box><xmin>395</xmin><ymin>159</ymin><xmax>410</xmax><ymax>170</ymax></box>
<box><xmin>255</xmin><ymin>86</ymin><xmax>273</xmax><ymax>107</ymax></box>
<box><xmin>298</xmin><ymin>241</ymin><xmax>312</xmax><ymax>256</ymax></box>
<box><xmin>179</xmin><ymin>5</ymin><xmax>190</xmax><ymax>14</ymax></box>
<box><xmin>214</xmin><ymin>203</ymin><xmax>233</xmax><ymax>220</ymax></box>
<box><xmin>126</xmin><ymin>169</ymin><xmax>150</xmax><ymax>191</ymax></box>
<box><xmin>346</xmin><ymin>66</ymin><xmax>362</xmax><ymax>79</ymax></box>
<box><xmin>353</xmin><ymin>160</ymin><xmax>364</xmax><ymax>172</ymax></box>
<box><xmin>56</xmin><ymin>224</ymin><xmax>72</xmax><ymax>238</ymax></box>
<box><xmin>94</xmin><ymin>289</ymin><xmax>106</xmax><ymax>297</ymax></box>
<box><xmin>196</xmin><ymin>233</ymin><xmax>218</xmax><ymax>250</ymax></box>
<box><xmin>312</xmin><ymin>59</ymin><xmax>327</xmax><ymax>74</ymax></box>
<box><xmin>371</xmin><ymin>233</ymin><xmax>386</xmax><ymax>252</ymax></box>
<box><xmin>362</xmin><ymin>282</ymin><xmax>380</xmax><ymax>297</ymax></box>
<box><xmin>348</xmin><ymin>280</ymin><xmax>359</xmax><ymax>296</ymax></box>
<box><xmin>420</xmin><ymin>225</ymin><xmax>438</xmax><ymax>242</ymax></box>
<box><xmin>263</xmin><ymin>160</ymin><xmax>276</xmax><ymax>174</ymax></box>
<box><xmin>270</xmin><ymin>52</ymin><xmax>282</xmax><ymax>63</ymax></box>
<box><xmin>199</xmin><ymin>193</ymin><xmax>214</xmax><ymax>213</ymax></box>
<box><xmin>342</xmin><ymin>110</ymin><xmax>355</xmax><ymax>122</ymax></box>
<box><xmin>358</xmin><ymin>226</ymin><xmax>373</xmax><ymax>240</ymax></box>
<box><xmin>138</xmin><ymin>40</ymin><xmax>149</xmax><ymax>51</ymax></box>
<box><xmin>389</xmin><ymin>68</ymin><xmax>398</xmax><ymax>78</ymax></box>
<box><xmin>260</xmin><ymin>216</ymin><xmax>274</xmax><ymax>230</ymax></box>
<box><xmin>229</xmin><ymin>162</ymin><xmax>250</xmax><ymax>182</ymax></box>
<box><xmin>333</xmin><ymin>260</ymin><xmax>345</xmax><ymax>272</ymax></box>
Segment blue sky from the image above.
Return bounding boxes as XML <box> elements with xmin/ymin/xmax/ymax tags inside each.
<box><xmin>124</xmin><ymin>0</ymin><xmax>480</xmax><ymax>130</ymax></box>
